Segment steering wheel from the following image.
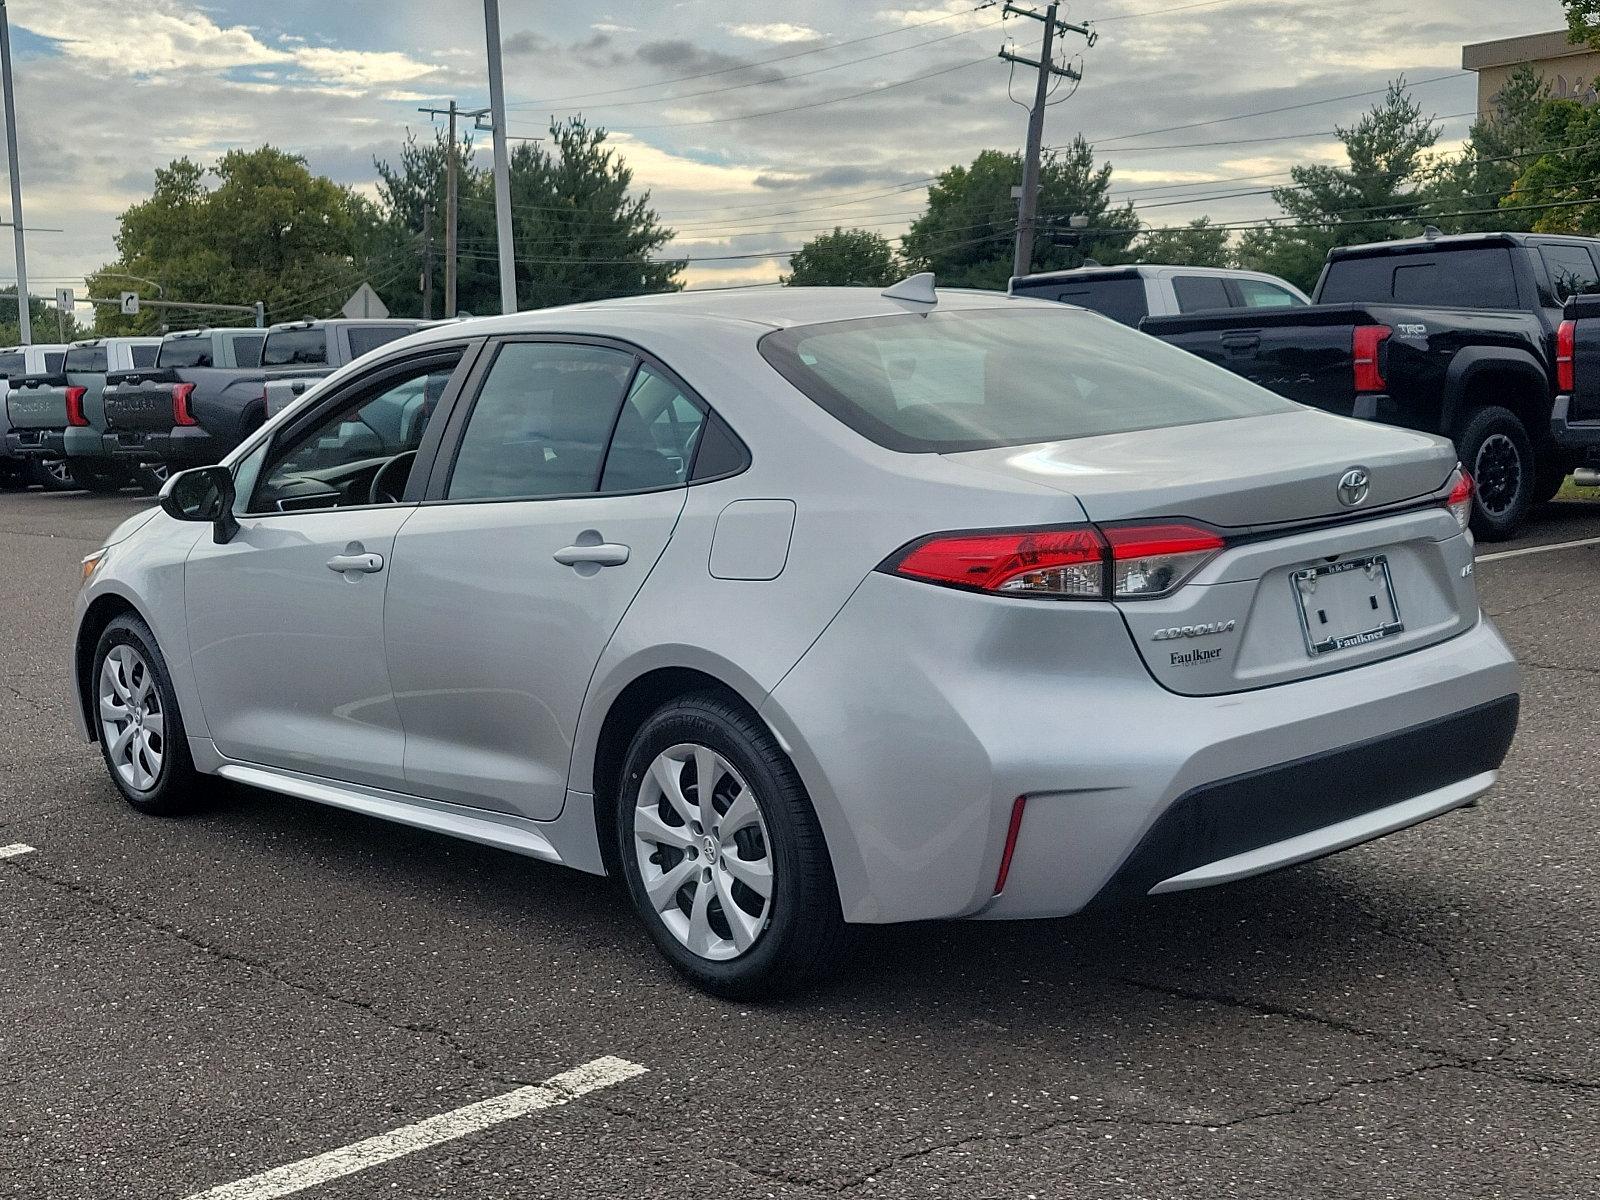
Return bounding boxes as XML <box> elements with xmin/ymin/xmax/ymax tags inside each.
<box><xmin>369</xmin><ymin>450</ymin><xmax>417</xmax><ymax>505</ymax></box>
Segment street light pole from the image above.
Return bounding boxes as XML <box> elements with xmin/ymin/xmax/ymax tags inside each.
<box><xmin>0</xmin><ymin>0</ymin><xmax>31</xmax><ymax>344</ymax></box>
<box><xmin>482</xmin><ymin>0</ymin><xmax>517</xmax><ymax>314</ymax></box>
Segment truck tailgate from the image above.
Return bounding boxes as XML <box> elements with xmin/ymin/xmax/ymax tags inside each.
<box><xmin>6</xmin><ymin>374</ymin><xmax>69</xmax><ymax>429</ymax></box>
<box><xmin>103</xmin><ymin>379</ymin><xmax>178</xmax><ymax>432</ymax></box>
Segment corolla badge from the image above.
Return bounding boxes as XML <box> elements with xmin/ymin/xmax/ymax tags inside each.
<box><xmin>1337</xmin><ymin>467</ymin><xmax>1371</xmax><ymax>507</ymax></box>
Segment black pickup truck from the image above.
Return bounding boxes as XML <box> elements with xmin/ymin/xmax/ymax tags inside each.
<box><xmin>1141</xmin><ymin>231</ymin><xmax>1600</xmax><ymax>538</ymax></box>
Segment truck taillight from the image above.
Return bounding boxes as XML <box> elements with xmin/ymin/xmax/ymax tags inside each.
<box><xmin>172</xmin><ymin>382</ymin><xmax>198</xmax><ymax>426</ymax></box>
<box><xmin>883</xmin><ymin>521</ymin><xmax>1227</xmax><ymax>600</ymax></box>
<box><xmin>1353</xmin><ymin>325</ymin><xmax>1391</xmax><ymax>394</ymax></box>
<box><xmin>1557</xmin><ymin>319</ymin><xmax>1576</xmax><ymax>393</ymax></box>
<box><xmin>64</xmin><ymin>386</ymin><xmax>88</xmax><ymax>426</ymax></box>
<box><xmin>1447</xmin><ymin>470</ymin><xmax>1474</xmax><ymax>532</ymax></box>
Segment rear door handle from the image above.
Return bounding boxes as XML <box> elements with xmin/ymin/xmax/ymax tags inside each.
<box><xmin>327</xmin><ymin>552</ymin><xmax>385</xmax><ymax>573</ymax></box>
<box><xmin>553</xmin><ymin>543</ymin><xmax>630</xmax><ymax>567</ymax></box>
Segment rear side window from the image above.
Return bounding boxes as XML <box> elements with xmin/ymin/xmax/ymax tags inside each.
<box><xmin>131</xmin><ymin>345</ymin><xmax>158</xmax><ymax>369</ymax></box>
<box><xmin>347</xmin><ymin>325</ymin><xmax>416</xmax><ymax>358</ymax></box>
<box><xmin>1320</xmin><ymin>248</ymin><xmax>1519</xmax><ymax>309</ymax></box>
<box><xmin>231</xmin><ymin>334</ymin><xmax>264</xmax><ymax>367</ymax></box>
<box><xmin>65</xmin><ymin>345</ymin><xmax>108</xmax><ymax>372</ymax></box>
<box><xmin>448</xmin><ymin>342</ymin><xmax>635</xmax><ymax>500</ymax></box>
<box><xmin>1041</xmin><ymin>277</ymin><xmax>1148</xmax><ymax>326</ymax></box>
<box><xmin>1541</xmin><ymin>245</ymin><xmax>1600</xmax><ymax>302</ymax></box>
<box><xmin>760</xmin><ymin>307</ymin><xmax>1296</xmax><ymax>453</ymax></box>
<box><xmin>158</xmin><ymin>338</ymin><xmax>212</xmax><ymax>369</ymax></box>
<box><xmin>599</xmin><ymin>363</ymin><xmax>705</xmax><ymax>493</ymax></box>
<box><xmin>43</xmin><ymin>352</ymin><xmax>64</xmax><ymax>373</ymax></box>
<box><xmin>1172</xmin><ymin>275</ymin><xmax>1232</xmax><ymax>313</ymax></box>
<box><xmin>262</xmin><ymin>328</ymin><xmax>328</xmax><ymax>366</ymax></box>
<box><xmin>1235</xmin><ymin>278</ymin><xmax>1304</xmax><ymax>308</ymax></box>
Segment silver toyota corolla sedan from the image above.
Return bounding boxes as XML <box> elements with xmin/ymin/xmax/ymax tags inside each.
<box><xmin>69</xmin><ymin>281</ymin><xmax>1520</xmax><ymax>996</ymax></box>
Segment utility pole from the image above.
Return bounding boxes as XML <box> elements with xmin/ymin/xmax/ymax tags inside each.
<box><xmin>418</xmin><ymin>100</ymin><xmax>487</xmax><ymax>318</ymax></box>
<box><xmin>482</xmin><ymin>0</ymin><xmax>517</xmax><ymax>314</ymax></box>
<box><xmin>999</xmin><ymin>2</ymin><xmax>1093</xmax><ymax>279</ymax></box>
<box><xmin>420</xmin><ymin>201</ymin><xmax>433</xmax><ymax>319</ymax></box>
<box><xmin>0</xmin><ymin>0</ymin><xmax>30</xmax><ymax>344</ymax></box>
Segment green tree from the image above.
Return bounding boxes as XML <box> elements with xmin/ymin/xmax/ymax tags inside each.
<box><xmin>86</xmin><ymin>147</ymin><xmax>390</xmax><ymax>334</ymax></box>
<box><xmin>1236</xmin><ymin>82</ymin><xmax>1439</xmax><ymax>292</ymax></box>
<box><xmin>781</xmin><ymin>227</ymin><xmax>900</xmax><ymax>286</ymax></box>
<box><xmin>1566</xmin><ymin>0</ymin><xmax>1600</xmax><ymax>48</ymax></box>
<box><xmin>0</xmin><ymin>287</ymin><xmax>89</xmax><ymax>345</ymax></box>
<box><xmin>1131</xmin><ymin>217</ymin><xmax>1231</xmax><ymax>267</ymax></box>
<box><xmin>1506</xmin><ymin>99</ymin><xmax>1600</xmax><ymax>233</ymax></box>
<box><xmin>1425</xmin><ymin>66</ymin><xmax>1548</xmax><ymax>233</ymax></box>
<box><xmin>899</xmin><ymin>138</ymin><xmax>1139</xmax><ymax>288</ymax></box>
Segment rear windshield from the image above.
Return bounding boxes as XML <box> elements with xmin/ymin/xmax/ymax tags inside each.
<box><xmin>759</xmin><ymin>307</ymin><xmax>1296</xmax><ymax>453</ymax></box>
<box><xmin>65</xmin><ymin>345</ymin><xmax>108</xmax><ymax>372</ymax></box>
<box><xmin>1013</xmin><ymin>275</ymin><xmax>1148</xmax><ymax>326</ymax></box>
<box><xmin>347</xmin><ymin>324</ymin><xmax>415</xmax><ymax>357</ymax></box>
<box><xmin>1319</xmin><ymin>247</ymin><xmax>1519</xmax><ymax>309</ymax></box>
<box><xmin>158</xmin><ymin>337</ymin><xmax>212</xmax><ymax>369</ymax></box>
<box><xmin>262</xmin><ymin>328</ymin><xmax>327</xmax><ymax>366</ymax></box>
<box><xmin>0</xmin><ymin>352</ymin><xmax>22</xmax><ymax>376</ymax></box>
<box><xmin>231</xmin><ymin>334</ymin><xmax>264</xmax><ymax>367</ymax></box>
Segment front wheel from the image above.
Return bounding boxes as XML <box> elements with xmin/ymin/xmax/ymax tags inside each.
<box><xmin>92</xmin><ymin>613</ymin><xmax>204</xmax><ymax>815</ymax></box>
<box><xmin>1456</xmin><ymin>407</ymin><xmax>1534</xmax><ymax>541</ymax></box>
<box><xmin>616</xmin><ymin>694</ymin><xmax>848</xmax><ymax>998</ymax></box>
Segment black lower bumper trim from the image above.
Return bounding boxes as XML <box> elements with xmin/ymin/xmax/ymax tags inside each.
<box><xmin>1090</xmin><ymin>695</ymin><xmax>1520</xmax><ymax>907</ymax></box>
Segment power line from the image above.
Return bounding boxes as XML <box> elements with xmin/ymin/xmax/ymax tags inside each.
<box><xmin>1095</xmin><ymin>0</ymin><xmax>1250</xmax><ymax>20</ymax></box>
<box><xmin>1063</xmin><ymin>109</ymin><xmax>1481</xmax><ymax>154</ymax></box>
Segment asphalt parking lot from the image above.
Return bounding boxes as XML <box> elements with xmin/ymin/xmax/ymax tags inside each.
<box><xmin>2</xmin><ymin>488</ymin><xmax>1597</xmax><ymax>1200</ymax></box>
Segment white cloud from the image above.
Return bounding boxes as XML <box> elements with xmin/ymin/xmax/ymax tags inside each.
<box><xmin>722</xmin><ymin>22</ymin><xmax>823</xmax><ymax>43</ymax></box>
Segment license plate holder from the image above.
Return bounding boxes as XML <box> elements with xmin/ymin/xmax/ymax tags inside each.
<box><xmin>1292</xmin><ymin>555</ymin><xmax>1404</xmax><ymax>657</ymax></box>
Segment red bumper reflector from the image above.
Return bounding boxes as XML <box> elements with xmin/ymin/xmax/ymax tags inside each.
<box><xmin>993</xmin><ymin>796</ymin><xmax>1027</xmax><ymax>896</ymax></box>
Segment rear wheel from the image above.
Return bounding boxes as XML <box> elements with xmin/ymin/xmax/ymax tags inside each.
<box><xmin>29</xmin><ymin>456</ymin><xmax>77</xmax><ymax>491</ymax></box>
<box><xmin>135</xmin><ymin>462</ymin><xmax>169</xmax><ymax>495</ymax></box>
<box><xmin>73</xmin><ymin>464</ymin><xmax>126</xmax><ymax>494</ymax></box>
<box><xmin>616</xmin><ymin>693</ymin><xmax>848</xmax><ymax>998</ymax></box>
<box><xmin>1456</xmin><ymin>407</ymin><xmax>1534</xmax><ymax>541</ymax></box>
<box><xmin>92</xmin><ymin>614</ymin><xmax>204</xmax><ymax>815</ymax></box>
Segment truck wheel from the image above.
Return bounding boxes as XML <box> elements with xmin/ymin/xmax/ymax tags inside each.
<box><xmin>134</xmin><ymin>463</ymin><xmax>169</xmax><ymax>495</ymax></box>
<box><xmin>0</xmin><ymin>457</ymin><xmax>26</xmax><ymax>491</ymax></box>
<box><xmin>28</xmin><ymin>456</ymin><xmax>78</xmax><ymax>492</ymax></box>
<box><xmin>1456</xmin><ymin>407</ymin><xmax>1533</xmax><ymax>541</ymax></box>
<box><xmin>74</xmin><ymin>465</ymin><xmax>126</xmax><ymax>495</ymax></box>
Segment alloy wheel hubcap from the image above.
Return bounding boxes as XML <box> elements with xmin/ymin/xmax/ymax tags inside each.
<box><xmin>44</xmin><ymin>459</ymin><xmax>72</xmax><ymax>484</ymax></box>
<box><xmin>98</xmin><ymin>644</ymin><xmax>164</xmax><ymax>792</ymax></box>
<box><xmin>1475</xmin><ymin>433</ymin><xmax>1522</xmax><ymax>516</ymax></box>
<box><xmin>633</xmin><ymin>743</ymin><xmax>773</xmax><ymax>961</ymax></box>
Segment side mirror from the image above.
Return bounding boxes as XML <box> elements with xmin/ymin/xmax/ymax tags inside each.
<box><xmin>160</xmin><ymin>465</ymin><xmax>240</xmax><ymax>544</ymax></box>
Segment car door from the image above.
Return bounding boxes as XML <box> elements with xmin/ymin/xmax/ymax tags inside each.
<box><xmin>384</xmin><ymin>339</ymin><xmax>703</xmax><ymax>821</ymax></box>
<box><xmin>183</xmin><ymin>347</ymin><xmax>469</xmax><ymax>789</ymax></box>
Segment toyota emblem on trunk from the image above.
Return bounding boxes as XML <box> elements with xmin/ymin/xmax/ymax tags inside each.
<box><xmin>1337</xmin><ymin>467</ymin><xmax>1371</xmax><ymax>507</ymax></box>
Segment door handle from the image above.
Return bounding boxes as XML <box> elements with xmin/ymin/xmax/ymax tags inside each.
<box><xmin>326</xmin><ymin>552</ymin><xmax>385</xmax><ymax>573</ymax></box>
<box><xmin>553</xmin><ymin>543</ymin><xmax>630</xmax><ymax>567</ymax></box>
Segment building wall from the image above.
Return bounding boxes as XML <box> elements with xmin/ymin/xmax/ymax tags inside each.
<box><xmin>1464</xmin><ymin>29</ymin><xmax>1600</xmax><ymax>113</ymax></box>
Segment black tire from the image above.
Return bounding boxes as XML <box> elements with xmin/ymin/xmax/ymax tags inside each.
<box><xmin>1532</xmin><ymin>455</ymin><xmax>1570</xmax><ymax>506</ymax></box>
<box><xmin>615</xmin><ymin>693</ymin><xmax>849</xmax><ymax>999</ymax></box>
<box><xmin>134</xmin><ymin>463</ymin><xmax>170</xmax><ymax>495</ymax></box>
<box><xmin>1455</xmin><ymin>406</ymin><xmax>1534</xmax><ymax>541</ymax></box>
<box><xmin>0</xmin><ymin>456</ymin><xmax>26</xmax><ymax>491</ymax></box>
<box><xmin>74</xmin><ymin>465</ymin><xmax>126</xmax><ymax>494</ymax></box>
<box><xmin>91</xmin><ymin>613</ymin><xmax>204</xmax><ymax>815</ymax></box>
<box><xmin>28</xmin><ymin>456</ymin><xmax>77</xmax><ymax>491</ymax></box>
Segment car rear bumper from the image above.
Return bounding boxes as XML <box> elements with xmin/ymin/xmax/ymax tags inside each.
<box><xmin>103</xmin><ymin>426</ymin><xmax>221</xmax><ymax>467</ymax></box>
<box><xmin>4</xmin><ymin>429</ymin><xmax>64</xmax><ymax>458</ymax></box>
<box><xmin>764</xmin><ymin>572</ymin><xmax>1520</xmax><ymax>925</ymax></box>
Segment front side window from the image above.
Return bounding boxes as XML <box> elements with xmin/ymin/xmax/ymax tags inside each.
<box><xmin>262</xmin><ymin>328</ymin><xmax>328</xmax><ymax>366</ymax></box>
<box><xmin>249</xmin><ymin>358</ymin><xmax>458</xmax><ymax>513</ymax></box>
<box><xmin>448</xmin><ymin>342</ymin><xmax>635</xmax><ymax>501</ymax></box>
<box><xmin>1235</xmin><ymin>279</ymin><xmax>1304</xmax><ymax>308</ymax></box>
<box><xmin>761</xmin><ymin>307</ymin><xmax>1297</xmax><ymax>453</ymax></box>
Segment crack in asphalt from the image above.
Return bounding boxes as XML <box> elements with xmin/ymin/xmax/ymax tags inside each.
<box><xmin>3</xmin><ymin>856</ymin><xmax>522</xmax><ymax>1090</ymax></box>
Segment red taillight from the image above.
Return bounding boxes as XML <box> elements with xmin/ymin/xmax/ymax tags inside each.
<box><xmin>1104</xmin><ymin>522</ymin><xmax>1226</xmax><ymax>598</ymax></box>
<box><xmin>1447</xmin><ymin>469</ymin><xmax>1474</xmax><ymax>532</ymax></box>
<box><xmin>1353</xmin><ymin>325</ymin><xmax>1391</xmax><ymax>393</ymax></box>
<box><xmin>1557</xmin><ymin>319</ymin><xmax>1576</xmax><ymax>393</ymax></box>
<box><xmin>64</xmin><ymin>385</ymin><xmax>88</xmax><ymax>426</ymax></box>
<box><xmin>889</xmin><ymin>526</ymin><xmax>1107</xmax><ymax>597</ymax></box>
<box><xmin>886</xmin><ymin>521</ymin><xmax>1227</xmax><ymax>599</ymax></box>
<box><xmin>172</xmin><ymin>382</ymin><xmax>198</xmax><ymax>426</ymax></box>
<box><xmin>993</xmin><ymin>796</ymin><xmax>1027</xmax><ymax>896</ymax></box>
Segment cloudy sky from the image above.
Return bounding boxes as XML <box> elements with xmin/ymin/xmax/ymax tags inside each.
<box><xmin>0</xmin><ymin>0</ymin><xmax>1574</xmax><ymax>303</ymax></box>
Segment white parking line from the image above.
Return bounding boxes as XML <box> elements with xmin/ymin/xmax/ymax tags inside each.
<box><xmin>181</xmin><ymin>1056</ymin><xmax>647</xmax><ymax>1200</ymax></box>
<box><xmin>0</xmin><ymin>843</ymin><xmax>36</xmax><ymax>859</ymax></box>
<box><xmin>1478</xmin><ymin>534</ymin><xmax>1600</xmax><ymax>564</ymax></box>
